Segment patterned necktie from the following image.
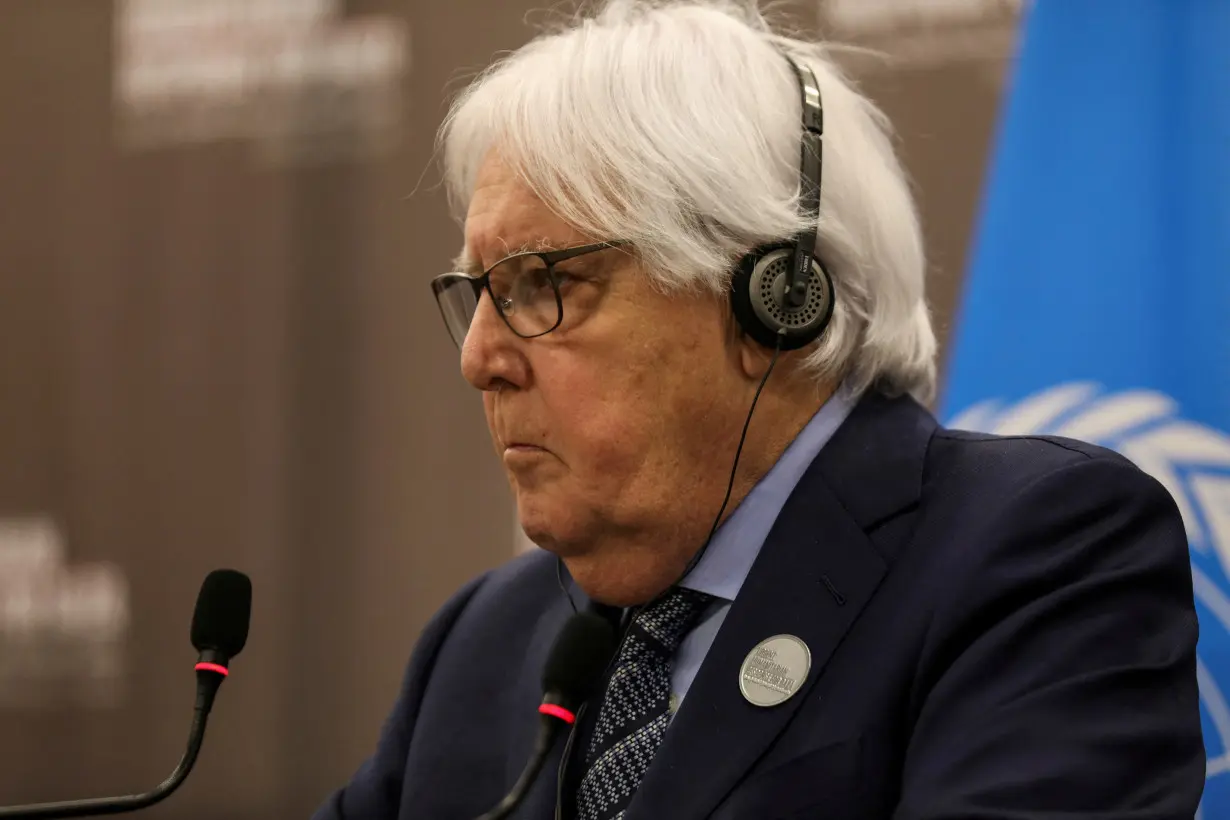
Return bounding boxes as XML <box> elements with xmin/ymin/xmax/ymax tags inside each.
<box><xmin>574</xmin><ymin>586</ymin><xmax>714</xmax><ymax>820</ymax></box>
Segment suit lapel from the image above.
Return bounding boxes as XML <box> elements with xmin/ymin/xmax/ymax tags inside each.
<box><xmin>623</xmin><ymin>392</ymin><xmax>936</xmax><ymax>820</ymax></box>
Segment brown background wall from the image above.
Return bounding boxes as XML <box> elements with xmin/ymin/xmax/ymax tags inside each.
<box><xmin>0</xmin><ymin>1</ymin><xmax>1019</xmax><ymax>816</ymax></box>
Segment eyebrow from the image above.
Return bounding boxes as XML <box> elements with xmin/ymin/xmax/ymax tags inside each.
<box><xmin>452</xmin><ymin>238</ymin><xmax>566</xmax><ymax>276</ymax></box>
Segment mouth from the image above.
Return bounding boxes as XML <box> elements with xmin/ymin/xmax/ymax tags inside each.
<box><xmin>504</xmin><ymin>442</ymin><xmax>546</xmax><ymax>453</ymax></box>
<box><xmin>501</xmin><ymin>441</ymin><xmax>551</xmax><ymax>466</ymax></box>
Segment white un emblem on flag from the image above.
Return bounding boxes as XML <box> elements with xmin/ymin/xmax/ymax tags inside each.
<box><xmin>949</xmin><ymin>381</ymin><xmax>1230</xmax><ymax>819</ymax></box>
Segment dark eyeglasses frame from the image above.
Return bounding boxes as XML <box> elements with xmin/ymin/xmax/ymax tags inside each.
<box><xmin>430</xmin><ymin>239</ymin><xmax>630</xmax><ymax>345</ymax></box>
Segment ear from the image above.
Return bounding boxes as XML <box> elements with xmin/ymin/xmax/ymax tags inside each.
<box><xmin>723</xmin><ymin>297</ymin><xmax>777</xmax><ymax>382</ymax></box>
<box><xmin>736</xmin><ymin>331</ymin><xmax>776</xmax><ymax>382</ymax></box>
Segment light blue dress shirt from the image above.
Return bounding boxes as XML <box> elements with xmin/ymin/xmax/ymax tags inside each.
<box><xmin>669</xmin><ymin>382</ymin><xmax>859</xmax><ymax>706</ymax></box>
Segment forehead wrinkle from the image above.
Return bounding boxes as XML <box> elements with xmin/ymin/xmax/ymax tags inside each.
<box><xmin>465</xmin><ymin>161</ymin><xmax>589</xmax><ymax>269</ymax></box>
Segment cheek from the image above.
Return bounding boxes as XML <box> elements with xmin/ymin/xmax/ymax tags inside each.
<box><xmin>538</xmin><ymin>342</ymin><xmax>726</xmax><ymax>479</ymax></box>
<box><xmin>481</xmin><ymin>393</ymin><xmax>499</xmax><ymax>442</ymax></box>
<box><xmin>540</xmin><ymin>360</ymin><xmax>658</xmax><ymax>472</ymax></box>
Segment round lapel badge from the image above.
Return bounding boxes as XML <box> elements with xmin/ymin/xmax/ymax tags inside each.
<box><xmin>739</xmin><ymin>634</ymin><xmax>811</xmax><ymax>707</ymax></box>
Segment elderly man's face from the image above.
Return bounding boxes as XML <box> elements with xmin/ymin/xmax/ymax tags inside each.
<box><xmin>459</xmin><ymin>153</ymin><xmax>765</xmax><ymax>606</ymax></box>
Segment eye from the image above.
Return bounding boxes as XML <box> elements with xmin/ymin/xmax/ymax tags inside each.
<box><xmin>551</xmin><ymin>259</ymin><xmax>598</xmax><ymax>291</ymax></box>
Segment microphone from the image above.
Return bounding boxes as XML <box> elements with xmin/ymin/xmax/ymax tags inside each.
<box><xmin>0</xmin><ymin>569</ymin><xmax>252</xmax><ymax>818</ymax></box>
<box><xmin>474</xmin><ymin>609</ymin><xmax>617</xmax><ymax>820</ymax></box>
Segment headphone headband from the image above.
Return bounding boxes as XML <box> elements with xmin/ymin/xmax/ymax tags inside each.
<box><xmin>728</xmin><ymin>55</ymin><xmax>834</xmax><ymax>350</ymax></box>
<box><xmin>786</xmin><ymin>58</ymin><xmax>823</xmax><ymax>306</ymax></box>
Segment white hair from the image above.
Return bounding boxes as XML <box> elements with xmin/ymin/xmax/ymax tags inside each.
<box><xmin>438</xmin><ymin>0</ymin><xmax>937</xmax><ymax>404</ymax></box>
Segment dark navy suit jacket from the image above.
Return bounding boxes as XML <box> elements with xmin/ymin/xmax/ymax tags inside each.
<box><xmin>312</xmin><ymin>391</ymin><xmax>1205</xmax><ymax>819</ymax></box>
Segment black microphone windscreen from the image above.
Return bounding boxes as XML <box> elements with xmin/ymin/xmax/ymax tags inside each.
<box><xmin>542</xmin><ymin>611</ymin><xmax>617</xmax><ymax>707</ymax></box>
<box><xmin>190</xmin><ymin>569</ymin><xmax>252</xmax><ymax>658</ymax></box>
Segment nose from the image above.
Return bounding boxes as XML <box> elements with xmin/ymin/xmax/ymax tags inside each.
<box><xmin>460</xmin><ymin>290</ymin><xmax>530</xmax><ymax>391</ymax></box>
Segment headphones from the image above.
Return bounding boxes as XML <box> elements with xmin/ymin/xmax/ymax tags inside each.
<box><xmin>729</xmin><ymin>56</ymin><xmax>835</xmax><ymax>352</ymax></box>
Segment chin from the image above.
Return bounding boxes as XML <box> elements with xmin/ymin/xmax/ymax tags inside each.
<box><xmin>516</xmin><ymin>506</ymin><xmax>581</xmax><ymax>557</ymax></box>
<box><xmin>514</xmin><ymin>484</ymin><xmax>589</xmax><ymax>548</ymax></box>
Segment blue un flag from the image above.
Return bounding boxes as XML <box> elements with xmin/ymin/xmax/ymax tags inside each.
<box><xmin>941</xmin><ymin>1</ymin><xmax>1230</xmax><ymax>814</ymax></box>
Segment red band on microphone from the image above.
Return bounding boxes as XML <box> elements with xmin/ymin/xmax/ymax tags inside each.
<box><xmin>538</xmin><ymin>703</ymin><xmax>576</xmax><ymax>724</ymax></box>
<box><xmin>195</xmin><ymin>662</ymin><xmax>229</xmax><ymax>676</ymax></box>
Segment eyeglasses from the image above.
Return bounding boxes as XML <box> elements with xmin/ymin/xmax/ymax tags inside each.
<box><xmin>430</xmin><ymin>240</ymin><xmax>629</xmax><ymax>348</ymax></box>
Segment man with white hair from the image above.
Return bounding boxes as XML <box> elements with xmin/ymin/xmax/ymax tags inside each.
<box><xmin>313</xmin><ymin>2</ymin><xmax>1204</xmax><ymax>818</ymax></box>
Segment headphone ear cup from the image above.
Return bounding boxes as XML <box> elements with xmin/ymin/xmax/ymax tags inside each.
<box><xmin>730</xmin><ymin>245</ymin><xmax>834</xmax><ymax>351</ymax></box>
<box><xmin>729</xmin><ymin>249</ymin><xmax>776</xmax><ymax>350</ymax></box>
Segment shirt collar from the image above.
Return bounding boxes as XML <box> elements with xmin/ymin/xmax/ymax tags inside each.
<box><xmin>678</xmin><ymin>381</ymin><xmax>859</xmax><ymax>603</ymax></box>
